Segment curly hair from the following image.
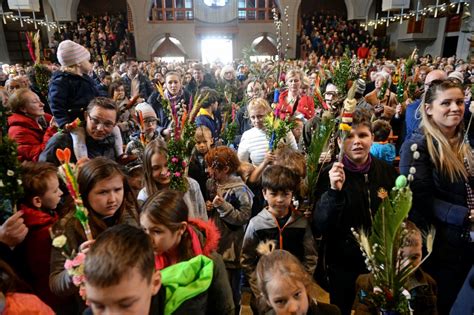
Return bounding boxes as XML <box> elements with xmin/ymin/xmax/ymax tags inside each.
<box><xmin>205</xmin><ymin>146</ymin><xmax>240</xmax><ymax>174</ymax></box>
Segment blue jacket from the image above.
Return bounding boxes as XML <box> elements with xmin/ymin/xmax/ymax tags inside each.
<box><xmin>404</xmin><ymin>99</ymin><xmax>422</xmax><ymax>141</ymax></box>
<box><xmin>48</xmin><ymin>71</ymin><xmax>99</xmax><ymax>128</ymax></box>
<box><xmin>370</xmin><ymin>142</ymin><xmax>396</xmax><ymax>165</ymax></box>
<box><xmin>195</xmin><ymin>109</ymin><xmax>221</xmax><ymax>142</ymax></box>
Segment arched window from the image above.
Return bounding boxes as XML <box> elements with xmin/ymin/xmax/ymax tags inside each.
<box><xmin>149</xmin><ymin>0</ymin><xmax>193</xmax><ymax>22</ymax></box>
<box><xmin>238</xmin><ymin>0</ymin><xmax>275</xmax><ymax>21</ymax></box>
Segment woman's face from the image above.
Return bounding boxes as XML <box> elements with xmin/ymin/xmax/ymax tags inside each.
<box><xmin>87</xmin><ymin>174</ymin><xmax>124</xmax><ymax>217</ymax></box>
<box><xmin>165</xmin><ymin>74</ymin><xmax>181</xmax><ymax>96</ymax></box>
<box><xmin>151</xmin><ymin>153</ymin><xmax>171</xmax><ymax>187</ymax></box>
<box><xmin>341</xmin><ymin>125</ymin><xmax>373</xmax><ymax>165</ymax></box>
<box><xmin>22</xmin><ymin>91</ymin><xmax>45</xmax><ymax>118</ymax></box>
<box><xmin>246</xmin><ymin>82</ymin><xmax>263</xmax><ymax>100</ymax></box>
<box><xmin>286</xmin><ymin>75</ymin><xmax>301</xmax><ymax>94</ymax></box>
<box><xmin>140</xmin><ymin>214</ymin><xmax>184</xmax><ymax>255</ymax></box>
<box><xmin>426</xmin><ymin>87</ymin><xmax>465</xmax><ymax>136</ymax></box>
<box><xmin>375</xmin><ymin>77</ymin><xmax>386</xmax><ymax>90</ymax></box>
<box><xmin>249</xmin><ymin>108</ymin><xmax>268</xmax><ymax>129</ymax></box>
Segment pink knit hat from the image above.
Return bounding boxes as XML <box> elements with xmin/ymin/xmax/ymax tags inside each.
<box><xmin>57</xmin><ymin>40</ymin><xmax>90</xmax><ymax>67</ymax></box>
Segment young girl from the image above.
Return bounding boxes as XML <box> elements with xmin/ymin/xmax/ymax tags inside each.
<box><xmin>139</xmin><ymin>138</ymin><xmax>207</xmax><ymax>221</ymax></box>
<box><xmin>256</xmin><ymin>249</ymin><xmax>340</xmax><ymax>315</ymax></box>
<box><xmin>48</xmin><ymin>40</ymin><xmax>123</xmax><ymax>160</ymax></box>
<box><xmin>188</xmin><ymin>126</ymin><xmax>214</xmax><ymax>199</ymax></box>
<box><xmin>49</xmin><ymin>157</ymin><xmax>139</xmax><ymax>313</ymax></box>
<box><xmin>140</xmin><ymin>189</ymin><xmax>234</xmax><ymax>314</ymax></box>
<box><xmin>205</xmin><ymin>146</ymin><xmax>254</xmax><ymax>306</ymax></box>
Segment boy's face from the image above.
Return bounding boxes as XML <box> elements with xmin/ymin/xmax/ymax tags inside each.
<box><xmin>39</xmin><ymin>175</ymin><xmax>63</xmax><ymax>210</ymax></box>
<box><xmin>195</xmin><ymin>135</ymin><xmax>213</xmax><ymax>155</ymax></box>
<box><xmin>263</xmin><ymin>189</ymin><xmax>293</xmax><ymax>216</ymax></box>
<box><xmin>401</xmin><ymin>234</ymin><xmax>422</xmax><ymax>268</ymax></box>
<box><xmin>86</xmin><ymin>268</ymin><xmax>161</xmax><ymax>315</ymax></box>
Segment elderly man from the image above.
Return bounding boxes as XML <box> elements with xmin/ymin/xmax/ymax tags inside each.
<box><xmin>39</xmin><ymin>97</ymin><xmax>120</xmax><ymax>165</ymax></box>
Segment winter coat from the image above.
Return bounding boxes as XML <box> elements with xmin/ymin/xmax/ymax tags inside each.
<box><xmin>49</xmin><ymin>209</ymin><xmax>138</xmax><ymax>314</ymax></box>
<box><xmin>450</xmin><ymin>265</ymin><xmax>474</xmax><ymax>315</ymax></box>
<box><xmin>39</xmin><ymin>131</ymin><xmax>116</xmax><ymax>166</ymax></box>
<box><xmin>121</xmin><ymin>73</ymin><xmax>154</xmax><ymax>99</ymax></box>
<box><xmin>188</xmin><ymin>150</ymin><xmax>209</xmax><ymax>199</ymax></box>
<box><xmin>364</xmin><ymin>89</ymin><xmax>398</xmax><ymax>120</ymax></box>
<box><xmin>312</xmin><ymin>157</ymin><xmax>397</xmax><ymax>314</ymax></box>
<box><xmin>7</xmin><ymin>113</ymin><xmax>56</xmax><ymax>162</ymax></box>
<box><xmin>155</xmin><ymin>219</ymin><xmax>234</xmax><ymax>314</ymax></box>
<box><xmin>147</xmin><ymin>89</ymin><xmax>192</xmax><ymax>129</ymax></box>
<box><xmin>370</xmin><ymin>142</ymin><xmax>396</xmax><ymax>165</ymax></box>
<box><xmin>15</xmin><ymin>205</ymin><xmax>59</xmax><ymax>310</ymax></box>
<box><xmin>399</xmin><ymin>130</ymin><xmax>474</xmax><ymax>313</ymax></box>
<box><xmin>276</xmin><ymin>89</ymin><xmax>315</xmax><ymax>120</ymax></box>
<box><xmin>195</xmin><ymin>108</ymin><xmax>221</xmax><ymax>143</ymax></box>
<box><xmin>48</xmin><ymin>71</ymin><xmax>98</xmax><ymax>128</ymax></box>
<box><xmin>241</xmin><ymin>207</ymin><xmax>317</xmax><ymax>296</ymax></box>
<box><xmin>352</xmin><ymin>270</ymin><xmax>437</xmax><ymax>315</ymax></box>
<box><xmin>207</xmin><ymin>175</ymin><xmax>253</xmax><ymax>269</ymax></box>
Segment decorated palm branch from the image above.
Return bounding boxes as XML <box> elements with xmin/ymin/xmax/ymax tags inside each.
<box><xmin>332</xmin><ymin>53</ymin><xmax>352</xmax><ymax>96</ymax></box>
<box><xmin>352</xmin><ymin>145</ymin><xmax>435</xmax><ymax>313</ymax></box>
<box><xmin>264</xmin><ymin>111</ymin><xmax>294</xmax><ymax>152</ymax></box>
<box><xmin>338</xmin><ymin>81</ymin><xmax>357</xmax><ymax>161</ymax></box>
<box><xmin>221</xmin><ymin>104</ymin><xmax>238</xmax><ymax>146</ymax></box>
<box><xmin>55</xmin><ymin>148</ymin><xmax>93</xmax><ymax>241</ymax></box>
<box><xmin>306</xmin><ymin>111</ymin><xmax>336</xmax><ymax>207</ymax></box>
<box><xmin>166</xmin><ymin>92</ymin><xmax>208</xmax><ymax>192</ymax></box>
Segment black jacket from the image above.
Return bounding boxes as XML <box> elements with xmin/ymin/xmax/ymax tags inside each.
<box><xmin>122</xmin><ymin>73</ymin><xmax>154</xmax><ymax>99</ymax></box>
<box><xmin>48</xmin><ymin>71</ymin><xmax>99</xmax><ymax>128</ymax></box>
<box><xmin>313</xmin><ymin>157</ymin><xmax>398</xmax><ymax>271</ymax></box>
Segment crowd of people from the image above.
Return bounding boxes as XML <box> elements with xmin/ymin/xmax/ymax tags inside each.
<box><xmin>299</xmin><ymin>13</ymin><xmax>389</xmax><ymax>60</ymax></box>
<box><xmin>1</xmin><ymin>18</ymin><xmax>474</xmax><ymax>315</ymax></box>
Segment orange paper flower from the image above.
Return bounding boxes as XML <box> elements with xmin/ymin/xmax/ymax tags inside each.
<box><xmin>56</xmin><ymin>148</ymin><xmax>71</xmax><ymax>163</ymax></box>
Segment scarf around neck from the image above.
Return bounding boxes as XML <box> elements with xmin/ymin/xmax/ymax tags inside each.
<box><xmin>343</xmin><ymin>154</ymin><xmax>372</xmax><ymax>174</ymax></box>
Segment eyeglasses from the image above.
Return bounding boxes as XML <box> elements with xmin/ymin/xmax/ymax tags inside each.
<box><xmin>144</xmin><ymin>117</ymin><xmax>158</xmax><ymax>125</ymax></box>
<box><xmin>87</xmin><ymin>114</ymin><xmax>115</xmax><ymax>129</ymax></box>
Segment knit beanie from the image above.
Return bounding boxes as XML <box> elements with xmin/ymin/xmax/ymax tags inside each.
<box><xmin>57</xmin><ymin>40</ymin><xmax>91</xmax><ymax>67</ymax></box>
<box><xmin>135</xmin><ymin>102</ymin><xmax>157</xmax><ymax>119</ymax></box>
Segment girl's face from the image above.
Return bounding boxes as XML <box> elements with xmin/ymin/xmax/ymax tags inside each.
<box><xmin>22</xmin><ymin>91</ymin><xmax>45</xmax><ymax>118</ymax></box>
<box><xmin>151</xmin><ymin>153</ymin><xmax>170</xmax><ymax>187</ymax></box>
<box><xmin>207</xmin><ymin>166</ymin><xmax>229</xmax><ymax>184</ymax></box>
<box><xmin>195</xmin><ymin>135</ymin><xmax>213</xmax><ymax>155</ymax></box>
<box><xmin>266</xmin><ymin>276</ymin><xmax>309</xmax><ymax>315</ymax></box>
<box><xmin>249</xmin><ymin>108</ymin><xmax>268</xmax><ymax>129</ymax></box>
<box><xmin>79</xmin><ymin>59</ymin><xmax>92</xmax><ymax>74</ymax></box>
<box><xmin>140</xmin><ymin>214</ymin><xmax>185</xmax><ymax>255</ymax></box>
<box><xmin>341</xmin><ymin>125</ymin><xmax>373</xmax><ymax>166</ymax></box>
<box><xmin>426</xmin><ymin>87</ymin><xmax>465</xmax><ymax>136</ymax></box>
<box><xmin>87</xmin><ymin>174</ymin><xmax>124</xmax><ymax>217</ymax></box>
<box><xmin>286</xmin><ymin>75</ymin><xmax>301</xmax><ymax>94</ymax></box>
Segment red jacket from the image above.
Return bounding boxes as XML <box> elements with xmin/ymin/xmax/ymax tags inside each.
<box><xmin>7</xmin><ymin>113</ymin><xmax>56</xmax><ymax>162</ymax></box>
<box><xmin>16</xmin><ymin>204</ymin><xmax>59</xmax><ymax>309</ymax></box>
<box><xmin>357</xmin><ymin>46</ymin><xmax>370</xmax><ymax>59</ymax></box>
<box><xmin>276</xmin><ymin>89</ymin><xmax>315</xmax><ymax>120</ymax></box>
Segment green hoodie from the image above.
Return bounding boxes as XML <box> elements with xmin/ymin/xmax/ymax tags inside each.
<box><xmin>160</xmin><ymin>255</ymin><xmax>214</xmax><ymax>314</ymax></box>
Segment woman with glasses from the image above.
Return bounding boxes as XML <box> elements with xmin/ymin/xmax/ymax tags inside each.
<box><xmin>7</xmin><ymin>88</ymin><xmax>57</xmax><ymax>162</ymax></box>
<box><xmin>400</xmin><ymin>79</ymin><xmax>474</xmax><ymax>314</ymax></box>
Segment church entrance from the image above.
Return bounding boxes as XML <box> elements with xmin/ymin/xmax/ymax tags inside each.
<box><xmin>201</xmin><ymin>37</ymin><xmax>233</xmax><ymax>64</ymax></box>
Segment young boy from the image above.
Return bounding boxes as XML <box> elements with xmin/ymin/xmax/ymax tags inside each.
<box><xmin>352</xmin><ymin>221</ymin><xmax>437</xmax><ymax>315</ymax></box>
<box><xmin>370</xmin><ymin>119</ymin><xmax>396</xmax><ymax>165</ymax></box>
<box><xmin>16</xmin><ymin>162</ymin><xmax>63</xmax><ymax>310</ymax></box>
<box><xmin>240</xmin><ymin>165</ymin><xmax>317</xmax><ymax>299</ymax></box>
<box><xmin>188</xmin><ymin>126</ymin><xmax>213</xmax><ymax>199</ymax></box>
<box><xmin>195</xmin><ymin>87</ymin><xmax>221</xmax><ymax>143</ymax></box>
<box><xmin>84</xmin><ymin>224</ymin><xmax>229</xmax><ymax>315</ymax></box>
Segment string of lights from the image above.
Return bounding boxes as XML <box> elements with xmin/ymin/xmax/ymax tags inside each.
<box><xmin>360</xmin><ymin>1</ymin><xmax>470</xmax><ymax>30</ymax></box>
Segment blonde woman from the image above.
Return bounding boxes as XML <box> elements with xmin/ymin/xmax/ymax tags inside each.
<box><xmin>238</xmin><ymin>98</ymin><xmax>297</xmax><ymax>167</ymax></box>
<box><xmin>276</xmin><ymin>69</ymin><xmax>315</xmax><ymax>120</ymax></box>
<box><xmin>400</xmin><ymin>79</ymin><xmax>474</xmax><ymax>314</ymax></box>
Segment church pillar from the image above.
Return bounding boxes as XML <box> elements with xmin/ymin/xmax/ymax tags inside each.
<box><xmin>277</xmin><ymin>0</ymin><xmax>301</xmax><ymax>59</ymax></box>
<box><xmin>47</xmin><ymin>0</ymin><xmax>80</xmax><ymax>22</ymax></box>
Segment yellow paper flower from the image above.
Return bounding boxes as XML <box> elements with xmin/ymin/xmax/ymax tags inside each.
<box><xmin>52</xmin><ymin>235</ymin><xmax>67</xmax><ymax>248</ymax></box>
<box><xmin>339</xmin><ymin>123</ymin><xmax>352</xmax><ymax>131</ymax></box>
